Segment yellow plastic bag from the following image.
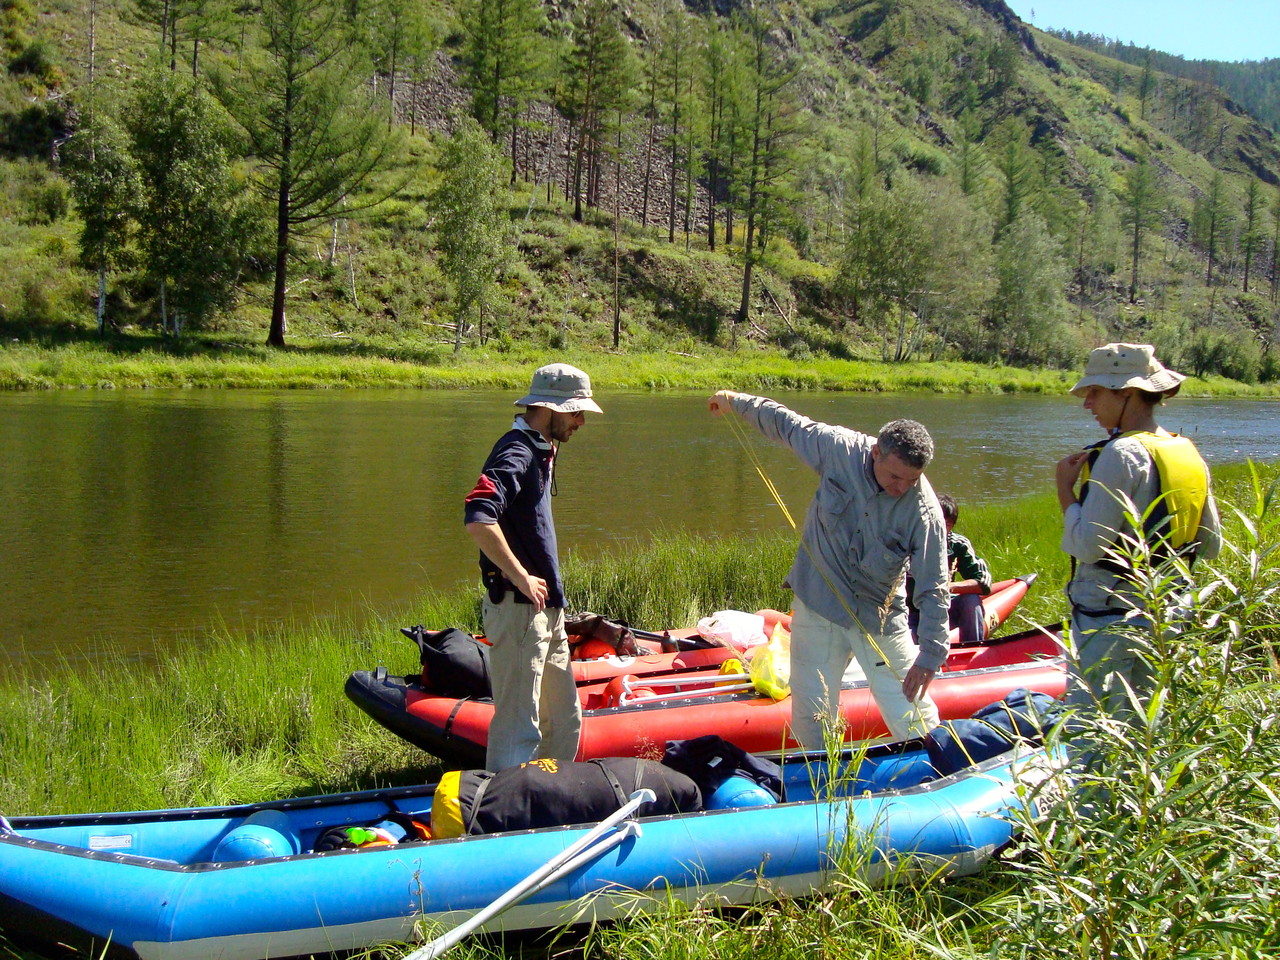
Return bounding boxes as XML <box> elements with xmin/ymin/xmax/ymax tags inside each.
<box><xmin>748</xmin><ymin>623</ymin><xmax>791</xmax><ymax>701</ymax></box>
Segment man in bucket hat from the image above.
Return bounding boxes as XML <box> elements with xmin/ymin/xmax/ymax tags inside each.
<box><xmin>464</xmin><ymin>363</ymin><xmax>602</xmax><ymax>769</ymax></box>
<box><xmin>1055</xmin><ymin>343</ymin><xmax>1221</xmax><ymax>753</ymax></box>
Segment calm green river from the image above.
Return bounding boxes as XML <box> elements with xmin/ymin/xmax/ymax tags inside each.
<box><xmin>3</xmin><ymin>389</ymin><xmax>1277</xmax><ymax>668</ymax></box>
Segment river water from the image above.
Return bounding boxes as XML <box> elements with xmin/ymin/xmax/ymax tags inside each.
<box><xmin>2</xmin><ymin>389</ymin><xmax>1276</xmax><ymax>668</ymax></box>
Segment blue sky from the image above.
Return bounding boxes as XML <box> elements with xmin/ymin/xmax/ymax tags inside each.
<box><xmin>1002</xmin><ymin>0</ymin><xmax>1279</xmax><ymax>63</ymax></box>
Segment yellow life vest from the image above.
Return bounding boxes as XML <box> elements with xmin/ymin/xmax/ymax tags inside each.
<box><xmin>1080</xmin><ymin>429</ymin><xmax>1209</xmax><ymax>552</ymax></box>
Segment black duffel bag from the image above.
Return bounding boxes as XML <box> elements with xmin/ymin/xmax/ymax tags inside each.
<box><xmin>432</xmin><ymin>757</ymin><xmax>702</xmax><ymax>838</ymax></box>
<box><xmin>402</xmin><ymin>625</ymin><xmax>492</xmax><ymax>700</ymax></box>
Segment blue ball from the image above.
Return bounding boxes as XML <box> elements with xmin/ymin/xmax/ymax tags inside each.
<box><xmin>706</xmin><ymin>776</ymin><xmax>776</xmax><ymax>809</ymax></box>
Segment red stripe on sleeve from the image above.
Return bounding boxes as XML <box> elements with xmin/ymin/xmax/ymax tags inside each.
<box><xmin>465</xmin><ymin>473</ymin><xmax>499</xmax><ymax>503</ymax></box>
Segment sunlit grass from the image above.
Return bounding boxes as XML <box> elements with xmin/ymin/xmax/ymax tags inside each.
<box><xmin>2</xmin><ymin>338</ymin><xmax>1277</xmax><ymax>395</ymax></box>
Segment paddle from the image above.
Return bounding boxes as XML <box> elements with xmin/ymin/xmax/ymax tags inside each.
<box><xmin>635</xmin><ymin>629</ymin><xmax>714</xmax><ymax>650</ymax></box>
<box><xmin>405</xmin><ymin>787</ymin><xmax>656</xmax><ymax>960</ymax></box>
<box><xmin>583</xmin><ymin>618</ymin><xmax>713</xmax><ymax>653</ymax></box>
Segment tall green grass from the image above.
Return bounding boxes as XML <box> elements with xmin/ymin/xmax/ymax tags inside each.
<box><xmin>977</xmin><ymin>461</ymin><xmax>1280</xmax><ymax>958</ymax></box>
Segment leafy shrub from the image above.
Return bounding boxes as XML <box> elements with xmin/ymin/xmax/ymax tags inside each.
<box><xmin>1185</xmin><ymin>324</ymin><xmax>1262</xmax><ymax>383</ymax></box>
<box><xmin>19</xmin><ymin>176</ymin><xmax>66</xmax><ymax>223</ymax></box>
<box><xmin>9</xmin><ymin>37</ymin><xmax>62</xmax><ymax>87</ymax></box>
<box><xmin>1233</xmin><ymin>290</ymin><xmax>1273</xmax><ymax>329</ymax></box>
<box><xmin>1</xmin><ymin>0</ymin><xmax>36</xmax><ymax>49</ymax></box>
<box><xmin>38</xmin><ymin>233</ymin><xmax>71</xmax><ymax>259</ymax></box>
<box><xmin>0</xmin><ymin>99</ymin><xmax>68</xmax><ymax>156</ymax></box>
<box><xmin>1259</xmin><ymin>347</ymin><xmax>1280</xmax><ymax>383</ymax></box>
<box><xmin>892</xmin><ymin>138</ymin><xmax>947</xmax><ymax>176</ymax></box>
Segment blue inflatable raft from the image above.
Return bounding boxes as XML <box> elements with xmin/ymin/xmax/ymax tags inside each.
<box><xmin>0</xmin><ymin>742</ymin><xmax>1062</xmax><ymax>960</ymax></box>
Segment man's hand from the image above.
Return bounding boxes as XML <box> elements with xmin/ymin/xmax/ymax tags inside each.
<box><xmin>467</xmin><ymin>520</ymin><xmax>549</xmax><ymax>612</ymax></box>
<box><xmin>515</xmin><ymin>572</ymin><xmax>549</xmax><ymax>612</ymax></box>
<box><xmin>707</xmin><ymin>390</ymin><xmax>741</xmax><ymax>417</ymax></box>
<box><xmin>902</xmin><ymin>664</ymin><xmax>937</xmax><ymax>702</ymax></box>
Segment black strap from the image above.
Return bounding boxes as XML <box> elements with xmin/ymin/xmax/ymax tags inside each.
<box><xmin>1072</xmin><ymin>604</ymin><xmax>1129</xmax><ymax>619</ymax></box>
<box><xmin>464</xmin><ymin>773</ymin><xmax>494</xmax><ymax>836</ymax></box>
<box><xmin>589</xmin><ymin>759</ymin><xmax>628</xmax><ymax>807</ymax></box>
<box><xmin>442</xmin><ymin>699</ymin><xmax>469</xmax><ymax>742</ymax></box>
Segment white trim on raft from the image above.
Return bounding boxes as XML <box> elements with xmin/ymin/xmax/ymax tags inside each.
<box><xmin>132</xmin><ymin>846</ymin><xmax>998</xmax><ymax>960</ymax></box>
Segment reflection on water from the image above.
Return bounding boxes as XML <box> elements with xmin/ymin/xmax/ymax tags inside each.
<box><xmin>2</xmin><ymin>389</ymin><xmax>1276</xmax><ymax>666</ymax></box>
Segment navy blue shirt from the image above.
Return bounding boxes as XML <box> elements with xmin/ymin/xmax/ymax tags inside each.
<box><xmin>463</xmin><ymin>424</ymin><xmax>565</xmax><ymax>607</ymax></box>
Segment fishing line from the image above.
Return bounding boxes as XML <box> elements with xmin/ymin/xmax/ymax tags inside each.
<box><xmin>721</xmin><ymin>409</ymin><xmax>798</xmax><ymax>531</ymax></box>
<box><xmin>716</xmin><ymin>400</ymin><xmax>935</xmax><ymax>737</ymax></box>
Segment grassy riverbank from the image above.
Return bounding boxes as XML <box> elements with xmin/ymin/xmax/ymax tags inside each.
<box><xmin>3</xmin><ymin>337</ymin><xmax>1280</xmax><ymax>396</ymax></box>
<box><xmin>1</xmin><ymin>463</ymin><xmax>1276</xmax><ymax>959</ymax></box>
<box><xmin>0</xmin><ymin>479</ymin><xmax>1080</xmax><ymax>816</ymax></box>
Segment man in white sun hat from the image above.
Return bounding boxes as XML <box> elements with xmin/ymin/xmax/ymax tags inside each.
<box><xmin>1055</xmin><ymin>343</ymin><xmax>1221</xmax><ymax>737</ymax></box>
<box><xmin>464</xmin><ymin>363</ymin><xmax>602</xmax><ymax>770</ymax></box>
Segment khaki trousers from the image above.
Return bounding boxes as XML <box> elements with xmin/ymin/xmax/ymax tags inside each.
<box><xmin>482</xmin><ymin>596</ymin><xmax>581</xmax><ymax>771</ymax></box>
<box><xmin>788</xmin><ymin>597</ymin><xmax>940</xmax><ymax>750</ymax></box>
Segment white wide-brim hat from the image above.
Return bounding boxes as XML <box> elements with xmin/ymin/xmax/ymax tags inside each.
<box><xmin>1069</xmin><ymin>342</ymin><xmax>1185</xmax><ymax>398</ymax></box>
<box><xmin>515</xmin><ymin>363</ymin><xmax>603</xmax><ymax>414</ymax></box>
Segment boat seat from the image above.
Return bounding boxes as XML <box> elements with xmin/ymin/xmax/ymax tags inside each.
<box><xmin>212</xmin><ymin>809</ymin><xmax>301</xmax><ymax>862</ymax></box>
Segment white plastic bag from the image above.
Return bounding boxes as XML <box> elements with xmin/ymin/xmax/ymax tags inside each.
<box><xmin>696</xmin><ymin>610</ymin><xmax>767</xmax><ymax>651</ymax></box>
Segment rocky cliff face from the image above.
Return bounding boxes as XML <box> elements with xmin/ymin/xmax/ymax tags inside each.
<box><xmin>398</xmin><ymin>50</ymin><xmax>717</xmax><ymax>235</ymax></box>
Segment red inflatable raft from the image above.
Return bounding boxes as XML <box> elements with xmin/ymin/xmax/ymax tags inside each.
<box><xmin>570</xmin><ymin>574</ymin><xmax>1032</xmax><ymax>685</ymax></box>
<box><xmin>346</xmin><ymin>578</ymin><xmax>1063</xmax><ymax>768</ymax></box>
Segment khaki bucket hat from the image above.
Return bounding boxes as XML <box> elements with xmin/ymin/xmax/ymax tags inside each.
<box><xmin>1069</xmin><ymin>343</ymin><xmax>1185</xmax><ymax>398</ymax></box>
<box><xmin>515</xmin><ymin>363</ymin><xmax>603</xmax><ymax>414</ymax></box>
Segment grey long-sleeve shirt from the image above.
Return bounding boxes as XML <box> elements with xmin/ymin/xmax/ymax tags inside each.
<box><xmin>1063</xmin><ymin>434</ymin><xmax>1222</xmax><ymax>613</ymax></box>
<box><xmin>729</xmin><ymin>395</ymin><xmax>952</xmax><ymax>672</ymax></box>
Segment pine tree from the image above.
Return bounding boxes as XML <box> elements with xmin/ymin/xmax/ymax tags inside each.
<box><xmin>1240</xmin><ymin>178</ymin><xmax>1264</xmax><ymax>293</ymax></box>
<box><xmin>1119</xmin><ymin>153</ymin><xmax>1161</xmax><ymax>303</ymax></box>
<box><xmin>637</xmin><ymin>33</ymin><xmax>661</xmax><ymax>229</ymax></box>
<box><xmin>702</xmin><ymin>18</ymin><xmax>748</xmax><ymax>249</ymax></box>
<box><xmin>558</xmin><ymin>0</ymin><xmax>633</xmax><ymax>223</ymax></box>
<box><xmin>1137</xmin><ymin>52</ymin><xmax>1156</xmax><ymax>121</ymax></box>
<box><xmin>459</xmin><ymin>0</ymin><xmax>548</xmax><ymax>181</ymax></box>
<box><xmin>993</xmin><ymin>122</ymin><xmax>1035</xmax><ymax>236</ymax></box>
<box><xmin>731</xmin><ymin>2</ymin><xmax>799</xmax><ymax>331</ymax></box>
<box><xmin>135</xmin><ymin>0</ymin><xmax>235</xmax><ymax>76</ymax></box>
<box><xmin>1271</xmin><ymin>184</ymin><xmax>1280</xmax><ymax>304</ymax></box>
<box><xmin>652</xmin><ymin>0</ymin><xmax>697</xmax><ymax>244</ymax></box>
<box><xmin>371</xmin><ymin>0</ymin><xmax>436</xmax><ymax>132</ymax></box>
<box><xmin>209</xmin><ymin>0</ymin><xmax>403</xmax><ymax>347</ymax></box>
<box><xmin>1192</xmin><ymin>171</ymin><xmax>1233</xmax><ymax>287</ymax></box>
<box><xmin>954</xmin><ymin>127</ymin><xmax>988</xmax><ymax>198</ymax></box>
<box><xmin>401</xmin><ymin>9</ymin><xmax>441</xmax><ymax>137</ymax></box>
<box><xmin>987</xmin><ymin>34</ymin><xmax>1020</xmax><ymax>102</ymax></box>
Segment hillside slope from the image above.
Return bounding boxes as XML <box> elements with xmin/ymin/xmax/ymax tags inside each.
<box><xmin>1</xmin><ymin>0</ymin><xmax>1277</xmax><ymax>379</ymax></box>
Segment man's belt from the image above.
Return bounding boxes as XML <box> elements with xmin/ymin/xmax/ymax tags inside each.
<box><xmin>483</xmin><ymin>568</ymin><xmax>532</xmax><ymax>604</ymax></box>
